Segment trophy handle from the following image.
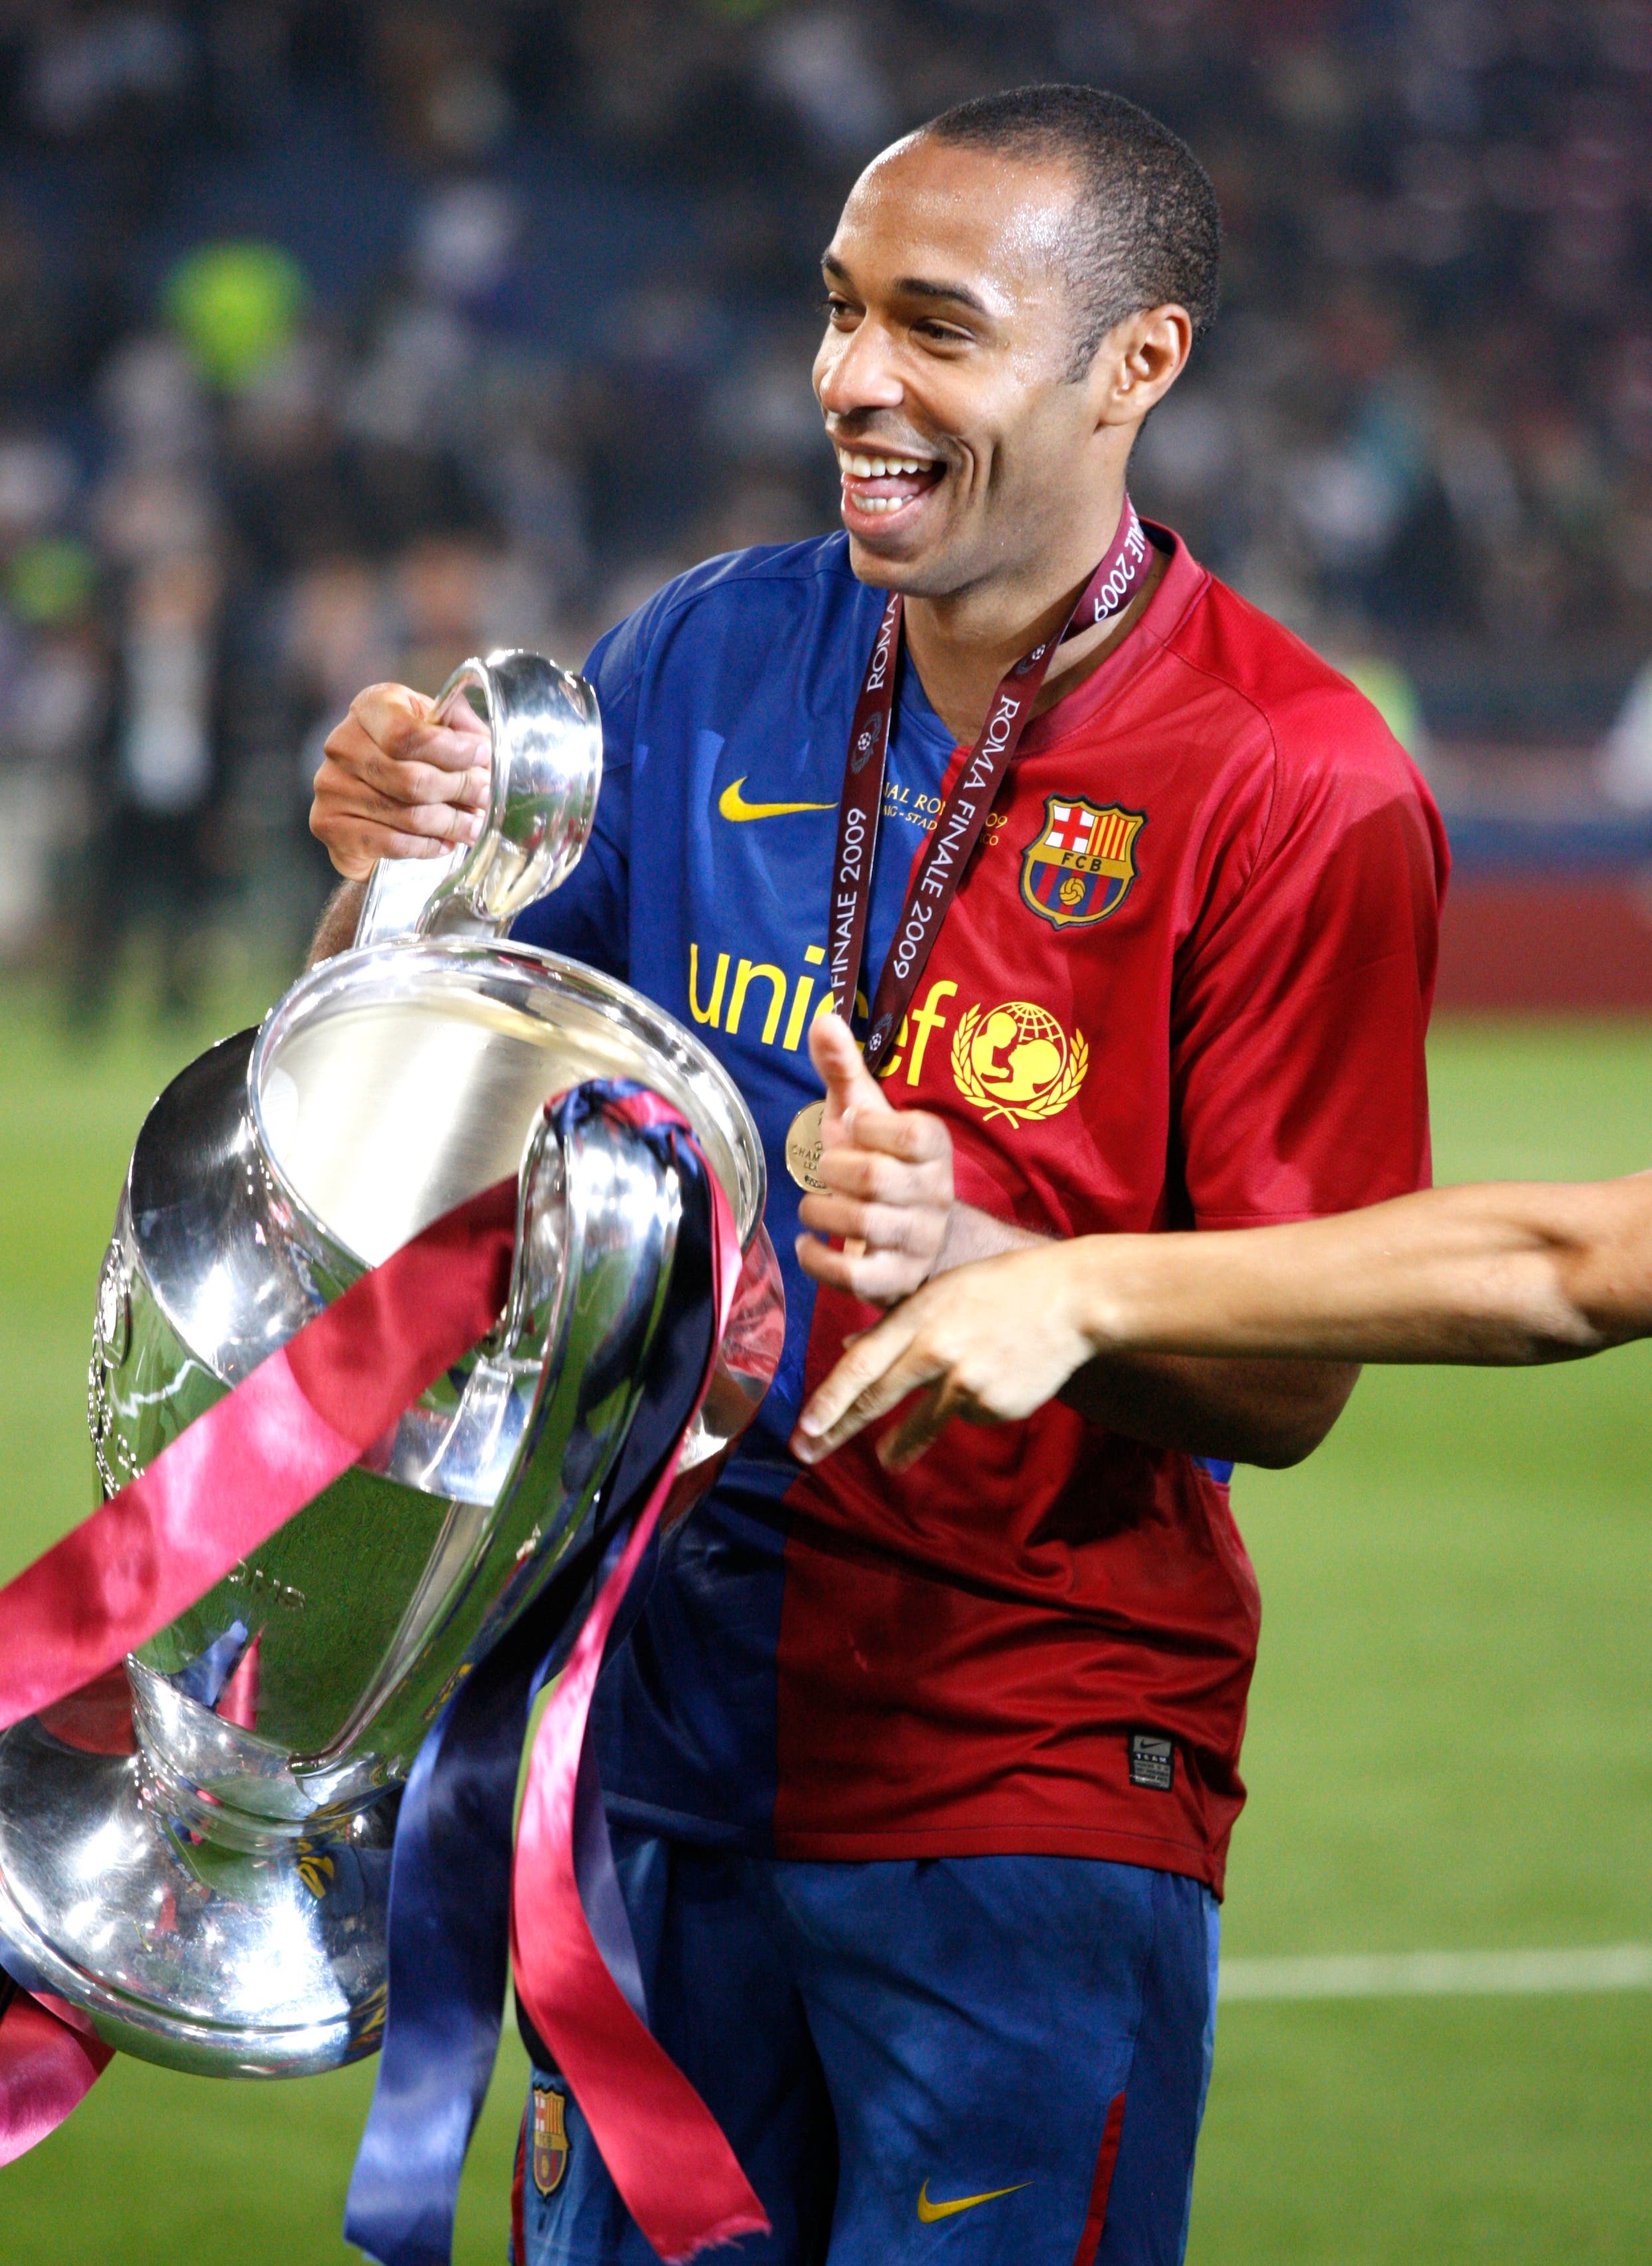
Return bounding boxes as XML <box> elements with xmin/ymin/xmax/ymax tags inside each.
<box><xmin>355</xmin><ymin>649</ymin><xmax>602</xmax><ymax>946</ymax></box>
<box><xmin>669</xmin><ymin>1224</ymin><xmax>784</xmax><ymax>1496</ymax></box>
<box><xmin>307</xmin><ymin>1091</ymin><xmax>682</xmax><ymax>1775</ymax></box>
<box><xmin>366</xmin><ymin>1100</ymin><xmax>577</xmax><ymax>1510</ymax></box>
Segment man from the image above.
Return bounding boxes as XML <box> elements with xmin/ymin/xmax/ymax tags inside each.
<box><xmin>70</xmin><ymin>545</ymin><xmax>227</xmax><ymax>1025</ymax></box>
<box><xmin>793</xmin><ymin>1164</ymin><xmax>1652</xmax><ymax>1472</ymax></box>
<box><xmin>311</xmin><ymin>84</ymin><xmax>1446</xmax><ymax>2266</ymax></box>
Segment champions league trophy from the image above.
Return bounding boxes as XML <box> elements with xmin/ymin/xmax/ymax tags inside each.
<box><xmin>0</xmin><ymin>651</ymin><xmax>783</xmax><ymax>2078</ymax></box>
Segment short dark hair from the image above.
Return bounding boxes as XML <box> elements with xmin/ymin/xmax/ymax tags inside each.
<box><xmin>922</xmin><ymin>83</ymin><xmax>1220</xmax><ymax>377</ymax></box>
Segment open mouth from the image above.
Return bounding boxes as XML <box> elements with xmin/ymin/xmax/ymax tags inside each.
<box><xmin>834</xmin><ymin>446</ymin><xmax>946</xmax><ymax>529</ymax></box>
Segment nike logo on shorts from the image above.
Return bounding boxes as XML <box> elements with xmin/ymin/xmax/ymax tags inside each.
<box><xmin>717</xmin><ymin>778</ymin><xmax>835</xmax><ymax>822</ymax></box>
<box><xmin>916</xmin><ymin>2178</ymin><xmax>1031</xmax><ymax>2223</ymax></box>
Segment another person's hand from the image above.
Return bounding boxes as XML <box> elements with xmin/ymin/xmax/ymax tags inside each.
<box><xmin>310</xmin><ymin>681</ymin><xmax>491</xmax><ymax>879</ymax></box>
<box><xmin>794</xmin><ymin>1012</ymin><xmax>955</xmax><ymax>1307</ymax></box>
<box><xmin>791</xmin><ymin>1241</ymin><xmax>1095</xmax><ymax>1470</ymax></box>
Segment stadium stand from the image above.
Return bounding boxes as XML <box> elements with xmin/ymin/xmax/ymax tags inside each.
<box><xmin>1</xmin><ymin>0</ymin><xmax>1651</xmax><ymax>1002</ymax></box>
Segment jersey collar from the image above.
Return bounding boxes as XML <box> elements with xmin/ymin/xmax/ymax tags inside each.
<box><xmin>1015</xmin><ymin>522</ymin><xmax>1208</xmax><ymax>758</ymax></box>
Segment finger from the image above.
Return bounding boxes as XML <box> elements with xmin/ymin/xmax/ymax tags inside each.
<box><xmin>313</xmin><ymin>771</ymin><xmax>485</xmax><ymax>847</ymax></box>
<box><xmin>795</xmin><ymin>1354</ymin><xmax>940</xmax><ymax>1460</ymax></box>
<box><xmin>791</xmin><ymin>1312</ymin><xmax>922</xmax><ymax>1454</ymax></box>
<box><xmin>810</xmin><ymin>1146</ymin><xmax>951</xmax><ymax>1207</ymax></box>
<box><xmin>315</xmin><ymin>761</ymin><xmax>482</xmax><ymax>843</ymax></box>
<box><xmin>347</xmin><ymin>683</ymin><xmax>489</xmax><ymax>776</ymax></box>
<box><xmin>308</xmin><ymin>808</ymin><xmax>457</xmax><ymax>875</ymax></box>
<box><xmin>796</xmin><ymin>1192</ymin><xmax>943</xmax><ymax>1257</ymax></box>
<box><xmin>323</xmin><ymin>717</ymin><xmax>491</xmax><ymax>807</ymax></box>
<box><xmin>878</xmin><ymin>1380</ymin><xmax>970</xmax><ymax>1472</ymax></box>
<box><xmin>310</xmin><ymin>788</ymin><xmax>482</xmax><ymax>879</ymax></box>
<box><xmin>808</xmin><ymin>1009</ymin><xmax>890</xmax><ymax>1124</ymax></box>
<box><xmin>793</xmin><ymin>1231</ymin><xmax>931</xmax><ymax>1306</ymax></box>
<box><xmin>827</xmin><ymin>1106</ymin><xmax>952</xmax><ymax>1167</ymax></box>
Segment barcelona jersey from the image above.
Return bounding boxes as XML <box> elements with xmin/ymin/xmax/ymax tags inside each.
<box><xmin>512</xmin><ymin>526</ymin><xmax>1447</xmax><ymax>1895</ymax></box>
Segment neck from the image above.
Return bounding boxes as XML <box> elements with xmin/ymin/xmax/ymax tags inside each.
<box><xmin>900</xmin><ymin>486</ymin><xmax>1153</xmax><ymax>744</ymax></box>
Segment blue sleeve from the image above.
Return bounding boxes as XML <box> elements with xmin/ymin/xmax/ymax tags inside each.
<box><xmin>509</xmin><ymin>616</ymin><xmax>637</xmax><ymax>980</ymax></box>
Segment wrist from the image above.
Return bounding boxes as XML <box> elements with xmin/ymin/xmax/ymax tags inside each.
<box><xmin>1070</xmin><ymin>1235</ymin><xmax>1143</xmax><ymax>1355</ymax></box>
<box><xmin>929</xmin><ymin>1201</ymin><xmax>967</xmax><ymax>1280</ymax></box>
<box><xmin>931</xmin><ymin>1199</ymin><xmax>1044</xmax><ymax>1280</ymax></box>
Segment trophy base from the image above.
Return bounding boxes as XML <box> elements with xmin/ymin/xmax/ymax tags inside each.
<box><xmin>0</xmin><ymin>1717</ymin><xmax>392</xmax><ymax>2077</ymax></box>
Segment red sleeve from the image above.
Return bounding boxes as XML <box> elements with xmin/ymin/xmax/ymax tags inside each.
<box><xmin>1171</xmin><ymin>712</ymin><xmax>1448</xmax><ymax>1226</ymax></box>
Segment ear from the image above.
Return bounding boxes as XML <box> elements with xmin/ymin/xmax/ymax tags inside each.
<box><xmin>1094</xmin><ymin>304</ymin><xmax>1194</xmax><ymax>430</ymax></box>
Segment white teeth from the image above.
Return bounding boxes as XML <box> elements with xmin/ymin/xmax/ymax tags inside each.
<box><xmin>836</xmin><ymin>448</ymin><xmax>933</xmax><ymax>479</ymax></box>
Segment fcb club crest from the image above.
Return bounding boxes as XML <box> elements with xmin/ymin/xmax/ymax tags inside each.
<box><xmin>1019</xmin><ymin>796</ymin><xmax>1145</xmax><ymax>930</ymax></box>
<box><xmin>532</xmin><ymin>2081</ymin><xmax>570</xmax><ymax>2196</ymax></box>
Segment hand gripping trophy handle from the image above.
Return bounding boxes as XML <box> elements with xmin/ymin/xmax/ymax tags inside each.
<box><xmin>354</xmin><ymin>648</ymin><xmax>603</xmax><ymax>946</ymax></box>
<box><xmin>0</xmin><ymin>651</ymin><xmax>783</xmax><ymax>2079</ymax></box>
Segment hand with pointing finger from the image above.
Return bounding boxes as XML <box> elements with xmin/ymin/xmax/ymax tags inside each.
<box><xmin>310</xmin><ymin>681</ymin><xmax>492</xmax><ymax>879</ymax></box>
<box><xmin>794</xmin><ymin>1011</ymin><xmax>955</xmax><ymax>1308</ymax></box>
<box><xmin>791</xmin><ymin>1242</ymin><xmax>1094</xmax><ymax>1470</ymax></box>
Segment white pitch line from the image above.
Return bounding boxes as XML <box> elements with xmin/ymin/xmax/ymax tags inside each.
<box><xmin>1219</xmin><ymin>1945</ymin><xmax>1652</xmax><ymax>2002</ymax></box>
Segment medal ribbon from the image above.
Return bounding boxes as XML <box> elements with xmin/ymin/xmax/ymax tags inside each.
<box><xmin>829</xmin><ymin>495</ymin><xmax>1152</xmax><ymax>1071</ymax></box>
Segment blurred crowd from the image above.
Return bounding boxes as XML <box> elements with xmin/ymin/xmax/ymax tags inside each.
<box><xmin>3</xmin><ymin>0</ymin><xmax>1652</xmax><ymax>992</ymax></box>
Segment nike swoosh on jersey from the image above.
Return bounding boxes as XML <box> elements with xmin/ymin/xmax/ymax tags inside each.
<box><xmin>916</xmin><ymin>2178</ymin><xmax>1031</xmax><ymax>2223</ymax></box>
<box><xmin>717</xmin><ymin>777</ymin><xmax>837</xmax><ymax>822</ymax></box>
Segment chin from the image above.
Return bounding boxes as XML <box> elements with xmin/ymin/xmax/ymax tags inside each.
<box><xmin>843</xmin><ymin>526</ymin><xmax>967</xmax><ymax>597</ymax></box>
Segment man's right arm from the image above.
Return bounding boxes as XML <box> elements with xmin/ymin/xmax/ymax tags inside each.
<box><xmin>306</xmin><ymin>679</ymin><xmax>491</xmax><ymax>962</ymax></box>
<box><xmin>307</xmin><ymin>880</ymin><xmax>367</xmax><ymax>966</ymax></box>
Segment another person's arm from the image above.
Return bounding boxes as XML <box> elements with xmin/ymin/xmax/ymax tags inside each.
<box><xmin>792</xmin><ymin>1174</ymin><xmax>1652</xmax><ymax>1469</ymax></box>
<box><xmin>795</xmin><ymin>1013</ymin><xmax>1357</xmax><ymax>1469</ymax></box>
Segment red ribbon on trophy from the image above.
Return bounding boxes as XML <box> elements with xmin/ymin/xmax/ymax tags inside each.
<box><xmin>0</xmin><ymin>1174</ymin><xmax>517</xmax><ymax>2164</ymax></box>
<box><xmin>0</xmin><ymin>1119</ymin><xmax>768</xmax><ymax>2263</ymax></box>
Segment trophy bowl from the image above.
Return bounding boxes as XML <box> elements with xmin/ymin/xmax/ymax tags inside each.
<box><xmin>0</xmin><ymin>653</ymin><xmax>784</xmax><ymax>2076</ymax></box>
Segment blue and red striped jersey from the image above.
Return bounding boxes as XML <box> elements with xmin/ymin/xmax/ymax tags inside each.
<box><xmin>512</xmin><ymin>527</ymin><xmax>1447</xmax><ymax>1893</ymax></box>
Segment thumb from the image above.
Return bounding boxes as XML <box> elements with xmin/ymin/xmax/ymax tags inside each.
<box><xmin>809</xmin><ymin>1007</ymin><xmax>890</xmax><ymax>1124</ymax></box>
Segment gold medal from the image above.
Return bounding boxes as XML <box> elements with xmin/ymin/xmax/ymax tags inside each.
<box><xmin>785</xmin><ymin>1100</ymin><xmax>827</xmax><ymax>1193</ymax></box>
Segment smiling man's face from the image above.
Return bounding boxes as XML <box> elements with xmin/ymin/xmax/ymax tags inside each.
<box><xmin>813</xmin><ymin>133</ymin><xmax>1117</xmax><ymax>600</ymax></box>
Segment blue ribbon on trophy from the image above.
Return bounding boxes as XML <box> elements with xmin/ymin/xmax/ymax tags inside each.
<box><xmin>0</xmin><ymin>654</ymin><xmax>784</xmax><ymax>2262</ymax></box>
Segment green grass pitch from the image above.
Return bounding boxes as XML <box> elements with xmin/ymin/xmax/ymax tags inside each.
<box><xmin>0</xmin><ymin>982</ymin><xmax>1647</xmax><ymax>2264</ymax></box>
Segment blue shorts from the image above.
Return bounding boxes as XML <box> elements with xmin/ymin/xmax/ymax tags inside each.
<box><xmin>511</xmin><ymin>1832</ymin><xmax>1219</xmax><ymax>2266</ymax></box>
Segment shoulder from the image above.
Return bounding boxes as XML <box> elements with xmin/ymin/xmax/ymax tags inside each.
<box><xmin>1125</xmin><ymin>539</ymin><xmax>1446</xmax><ymax>916</ymax></box>
<box><xmin>633</xmin><ymin>531</ymin><xmax>861</xmax><ymax>630</ymax></box>
<box><xmin>1162</xmin><ymin>567</ymin><xmax>1426</xmax><ymax>817</ymax></box>
<box><xmin>586</xmin><ymin>534</ymin><xmax>864</xmax><ymax>695</ymax></box>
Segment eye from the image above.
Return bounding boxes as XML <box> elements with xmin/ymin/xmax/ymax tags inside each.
<box><xmin>914</xmin><ymin>319</ymin><xmax>972</xmax><ymax>347</ymax></box>
<box><xmin>821</xmin><ymin>293</ymin><xmax>859</xmax><ymax>325</ymax></box>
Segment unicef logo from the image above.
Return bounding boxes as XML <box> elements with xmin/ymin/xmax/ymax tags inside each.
<box><xmin>951</xmin><ymin>998</ymin><xmax>1088</xmax><ymax>1127</ymax></box>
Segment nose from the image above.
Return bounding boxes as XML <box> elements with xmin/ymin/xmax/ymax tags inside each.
<box><xmin>815</xmin><ymin>315</ymin><xmax>904</xmax><ymax>422</ymax></box>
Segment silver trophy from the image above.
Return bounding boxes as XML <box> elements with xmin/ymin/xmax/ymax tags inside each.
<box><xmin>0</xmin><ymin>651</ymin><xmax>782</xmax><ymax>2077</ymax></box>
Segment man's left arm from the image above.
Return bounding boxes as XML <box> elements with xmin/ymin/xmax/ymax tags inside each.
<box><xmin>796</xmin><ymin>736</ymin><xmax>1444</xmax><ymax>1470</ymax></box>
<box><xmin>795</xmin><ymin>1016</ymin><xmax>1358</xmax><ymax>1468</ymax></box>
